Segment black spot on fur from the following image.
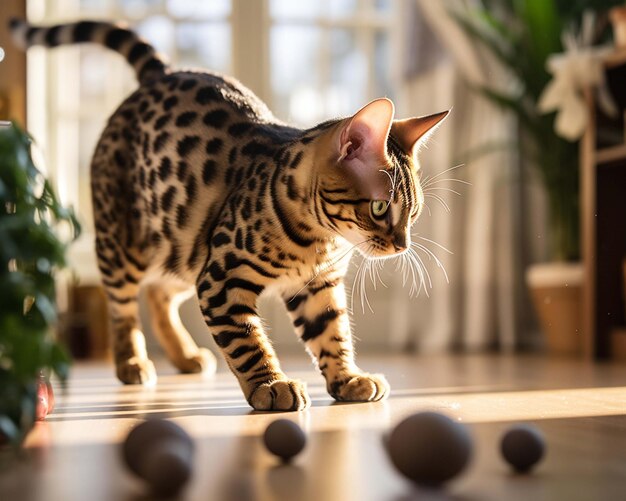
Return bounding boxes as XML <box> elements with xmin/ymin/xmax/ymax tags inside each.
<box><xmin>301</xmin><ymin>309</ymin><xmax>344</xmax><ymax>342</ymax></box>
<box><xmin>150</xmin><ymin>193</ymin><xmax>158</xmax><ymax>214</ymax></box>
<box><xmin>113</xmin><ymin>150</ymin><xmax>126</xmax><ymax>168</ymax></box>
<box><xmin>161</xmin><ymin>186</ymin><xmax>177</xmax><ymax>212</ymax></box>
<box><xmin>286</xmin><ymin>176</ymin><xmax>298</xmax><ymax>200</ymax></box>
<box><xmin>196</xmin><ymin>86</ymin><xmax>221</xmax><ymax>105</ymax></box>
<box><xmin>235</xmin><ymin>229</ymin><xmax>243</xmax><ymax>249</ymax></box>
<box><xmin>163</xmin><ymin>96</ymin><xmax>178</xmax><ymax>111</ymax></box>
<box><xmin>212</xmin><ymin>232</ymin><xmax>231</xmax><ymax>247</ymax></box>
<box><xmin>225</xmin><ymin>168</ymin><xmax>234</xmax><ymax>186</ymax></box>
<box><xmin>177</xmin><ymin>136</ymin><xmax>200</xmax><ymax>157</ymax></box>
<box><xmin>141</xmin><ymin>110</ymin><xmax>156</xmax><ymax>123</ymax></box>
<box><xmin>165</xmin><ymin>244</ymin><xmax>181</xmax><ymax>271</ymax></box>
<box><xmin>158</xmin><ymin>157</ymin><xmax>172</xmax><ymax>181</ymax></box>
<box><xmin>242</xmin><ymin>141</ymin><xmax>274</xmax><ymax>158</ymax></box>
<box><xmin>148</xmin><ymin>88</ymin><xmax>163</xmax><ymax>103</ymax></box>
<box><xmin>245</xmin><ymin>231</ymin><xmax>256</xmax><ymax>253</ymax></box>
<box><xmin>175</xmin><ymin>112</ymin><xmax>198</xmax><ymax>127</ymax></box>
<box><xmin>205</xmin><ymin>138</ymin><xmax>223</xmax><ymax>155</ymax></box>
<box><xmin>176</xmin><ymin>204</ymin><xmax>188</xmax><ymax>228</ymax></box>
<box><xmin>228</xmin><ymin>147</ymin><xmax>238</xmax><ymax>165</ymax></box>
<box><xmin>180</xmin><ymin>79</ymin><xmax>197</xmax><ymax>91</ymax></box>
<box><xmin>290</xmin><ymin>151</ymin><xmax>303</xmax><ymax>169</ymax></box>
<box><xmin>162</xmin><ymin>217</ymin><xmax>173</xmax><ymax>240</ymax></box>
<box><xmin>228</xmin><ymin>122</ymin><xmax>253</xmax><ymax>137</ymax></box>
<box><xmin>155</xmin><ymin>114</ymin><xmax>171</xmax><ymax>130</ymax></box>
<box><xmin>153</xmin><ymin>132</ymin><xmax>170</xmax><ymax>154</ymax></box>
<box><xmin>235</xmin><ymin>351</ymin><xmax>263</xmax><ymax>373</ymax></box>
<box><xmin>198</xmin><ymin>280</ymin><xmax>211</xmax><ymax>295</ymax></box>
<box><xmin>203</xmin><ymin>109</ymin><xmax>229</xmax><ymax>128</ymax></box>
<box><xmin>234</xmin><ymin>167</ymin><xmax>244</xmax><ymax>186</ymax></box>
<box><xmin>202</xmin><ymin>159</ymin><xmax>217</xmax><ymax>184</ymax></box>
<box><xmin>242</xmin><ymin>198</ymin><xmax>252</xmax><ymax>219</ymax></box>
<box><xmin>286</xmin><ymin>294</ymin><xmax>307</xmax><ymax>311</ymax></box>
<box><xmin>208</xmin><ymin>262</ymin><xmax>226</xmax><ymax>282</ymax></box>
<box><xmin>177</xmin><ymin>161</ymin><xmax>188</xmax><ymax>181</ymax></box>
<box><xmin>185</xmin><ymin>176</ymin><xmax>197</xmax><ymax>202</ymax></box>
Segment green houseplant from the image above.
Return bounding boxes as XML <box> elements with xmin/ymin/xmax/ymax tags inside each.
<box><xmin>454</xmin><ymin>0</ymin><xmax>623</xmax><ymax>354</ymax></box>
<box><xmin>0</xmin><ymin>123</ymin><xmax>79</xmax><ymax>444</ymax></box>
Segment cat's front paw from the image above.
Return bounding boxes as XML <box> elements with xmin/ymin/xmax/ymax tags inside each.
<box><xmin>330</xmin><ymin>373</ymin><xmax>390</xmax><ymax>402</ymax></box>
<box><xmin>175</xmin><ymin>348</ymin><xmax>217</xmax><ymax>375</ymax></box>
<box><xmin>116</xmin><ymin>357</ymin><xmax>157</xmax><ymax>385</ymax></box>
<box><xmin>249</xmin><ymin>379</ymin><xmax>311</xmax><ymax>411</ymax></box>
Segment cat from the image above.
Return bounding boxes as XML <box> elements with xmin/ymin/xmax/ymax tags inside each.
<box><xmin>10</xmin><ymin>19</ymin><xmax>448</xmax><ymax>411</ymax></box>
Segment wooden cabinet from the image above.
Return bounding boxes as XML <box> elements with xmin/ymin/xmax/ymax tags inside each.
<box><xmin>581</xmin><ymin>56</ymin><xmax>626</xmax><ymax>359</ymax></box>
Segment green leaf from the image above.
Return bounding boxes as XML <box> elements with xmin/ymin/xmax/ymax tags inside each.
<box><xmin>0</xmin><ymin>122</ymin><xmax>75</xmax><ymax>443</ymax></box>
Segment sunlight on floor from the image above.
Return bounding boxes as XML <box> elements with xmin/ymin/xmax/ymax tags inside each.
<box><xmin>22</xmin><ymin>355</ymin><xmax>626</xmax><ymax>449</ymax></box>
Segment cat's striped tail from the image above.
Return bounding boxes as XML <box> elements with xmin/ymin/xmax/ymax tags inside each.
<box><xmin>9</xmin><ymin>19</ymin><xmax>169</xmax><ymax>85</ymax></box>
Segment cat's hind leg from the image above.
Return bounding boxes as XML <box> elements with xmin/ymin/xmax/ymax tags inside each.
<box><xmin>144</xmin><ymin>280</ymin><xmax>216</xmax><ymax>375</ymax></box>
<box><xmin>96</xmin><ymin>242</ymin><xmax>156</xmax><ymax>385</ymax></box>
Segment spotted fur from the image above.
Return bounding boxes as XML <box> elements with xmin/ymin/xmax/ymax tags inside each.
<box><xmin>11</xmin><ymin>19</ymin><xmax>448</xmax><ymax>410</ymax></box>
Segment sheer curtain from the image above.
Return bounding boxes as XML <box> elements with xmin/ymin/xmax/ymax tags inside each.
<box><xmin>388</xmin><ymin>0</ymin><xmax>542</xmax><ymax>352</ymax></box>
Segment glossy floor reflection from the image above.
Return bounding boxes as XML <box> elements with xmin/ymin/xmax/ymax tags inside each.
<box><xmin>2</xmin><ymin>353</ymin><xmax>626</xmax><ymax>500</ymax></box>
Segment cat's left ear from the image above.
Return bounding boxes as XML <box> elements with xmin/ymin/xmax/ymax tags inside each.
<box><xmin>393</xmin><ymin>110</ymin><xmax>450</xmax><ymax>157</ymax></box>
<box><xmin>338</xmin><ymin>98</ymin><xmax>395</xmax><ymax>164</ymax></box>
<box><xmin>336</xmin><ymin>98</ymin><xmax>395</xmax><ymax>199</ymax></box>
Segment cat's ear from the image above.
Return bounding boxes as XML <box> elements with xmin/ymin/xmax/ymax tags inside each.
<box><xmin>338</xmin><ymin>98</ymin><xmax>395</xmax><ymax>164</ymax></box>
<box><xmin>336</xmin><ymin>98</ymin><xmax>395</xmax><ymax>199</ymax></box>
<box><xmin>393</xmin><ymin>110</ymin><xmax>450</xmax><ymax>157</ymax></box>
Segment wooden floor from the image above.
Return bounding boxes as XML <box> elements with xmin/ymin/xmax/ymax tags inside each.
<box><xmin>2</xmin><ymin>353</ymin><xmax>626</xmax><ymax>501</ymax></box>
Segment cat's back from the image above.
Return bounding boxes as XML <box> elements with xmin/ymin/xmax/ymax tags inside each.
<box><xmin>119</xmin><ymin>69</ymin><xmax>278</xmax><ymax>133</ymax></box>
<box><xmin>90</xmin><ymin>68</ymin><xmax>296</xmax><ymax>281</ymax></box>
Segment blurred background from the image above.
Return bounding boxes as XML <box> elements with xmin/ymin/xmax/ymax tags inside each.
<box><xmin>2</xmin><ymin>0</ymin><xmax>626</xmax><ymax>364</ymax></box>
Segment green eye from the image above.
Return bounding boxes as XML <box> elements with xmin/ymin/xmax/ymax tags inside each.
<box><xmin>370</xmin><ymin>200</ymin><xmax>389</xmax><ymax>219</ymax></box>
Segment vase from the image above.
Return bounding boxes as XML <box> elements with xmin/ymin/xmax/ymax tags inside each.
<box><xmin>526</xmin><ymin>262</ymin><xmax>583</xmax><ymax>356</ymax></box>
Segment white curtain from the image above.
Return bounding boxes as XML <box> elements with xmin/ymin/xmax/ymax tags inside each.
<box><xmin>388</xmin><ymin>0</ymin><xmax>544</xmax><ymax>352</ymax></box>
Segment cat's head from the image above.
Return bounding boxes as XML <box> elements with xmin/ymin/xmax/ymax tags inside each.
<box><xmin>319</xmin><ymin>98</ymin><xmax>448</xmax><ymax>258</ymax></box>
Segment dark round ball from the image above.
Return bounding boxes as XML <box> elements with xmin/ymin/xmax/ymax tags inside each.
<box><xmin>387</xmin><ymin>412</ymin><xmax>473</xmax><ymax>487</ymax></box>
<box><xmin>263</xmin><ymin>419</ymin><xmax>306</xmax><ymax>461</ymax></box>
<box><xmin>123</xmin><ymin>419</ymin><xmax>194</xmax><ymax>478</ymax></box>
<box><xmin>142</xmin><ymin>438</ymin><xmax>193</xmax><ymax>496</ymax></box>
<box><xmin>500</xmin><ymin>424</ymin><xmax>545</xmax><ymax>472</ymax></box>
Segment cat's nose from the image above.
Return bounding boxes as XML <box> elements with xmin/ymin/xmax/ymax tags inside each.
<box><xmin>392</xmin><ymin>233</ymin><xmax>408</xmax><ymax>252</ymax></box>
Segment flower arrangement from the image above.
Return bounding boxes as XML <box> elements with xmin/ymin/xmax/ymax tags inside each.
<box><xmin>454</xmin><ymin>0</ymin><xmax>624</xmax><ymax>261</ymax></box>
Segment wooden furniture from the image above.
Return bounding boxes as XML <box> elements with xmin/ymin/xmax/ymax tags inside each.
<box><xmin>0</xmin><ymin>0</ymin><xmax>26</xmax><ymax>124</ymax></box>
<box><xmin>581</xmin><ymin>53</ymin><xmax>626</xmax><ymax>360</ymax></box>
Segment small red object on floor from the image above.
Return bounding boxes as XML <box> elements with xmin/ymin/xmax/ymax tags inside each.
<box><xmin>35</xmin><ymin>373</ymin><xmax>54</xmax><ymax>420</ymax></box>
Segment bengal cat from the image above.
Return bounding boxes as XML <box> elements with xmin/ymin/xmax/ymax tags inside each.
<box><xmin>10</xmin><ymin>19</ymin><xmax>448</xmax><ymax>411</ymax></box>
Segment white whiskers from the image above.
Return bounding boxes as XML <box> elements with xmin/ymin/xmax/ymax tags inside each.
<box><xmin>347</xmin><ymin>232</ymin><xmax>452</xmax><ymax>312</ymax></box>
<box><xmin>421</xmin><ymin>163</ymin><xmax>465</xmax><ymax>190</ymax></box>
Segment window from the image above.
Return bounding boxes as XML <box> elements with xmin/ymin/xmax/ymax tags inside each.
<box><xmin>269</xmin><ymin>0</ymin><xmax>395</xmax><ymax>125</ymax></box>
<box><xmin>26</xmin><ymin>0</ymin><xmax>399</xmax><ymax>279</ymax></box>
